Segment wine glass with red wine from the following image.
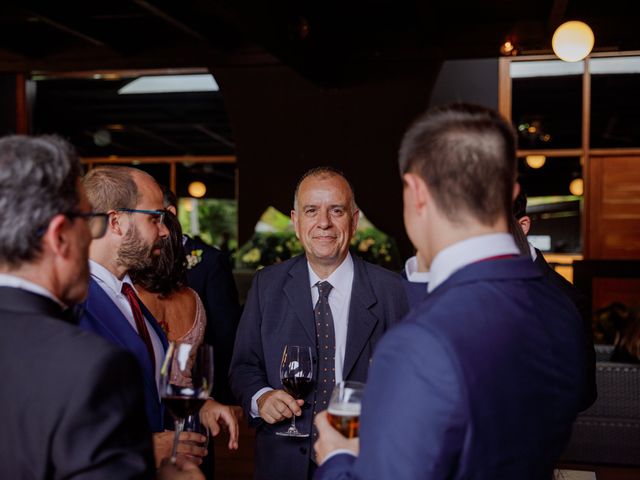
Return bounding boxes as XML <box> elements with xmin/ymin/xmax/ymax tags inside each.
<box><xmin>160</xmin><ymin>342</ymin><xmax>214</xmax><ymax>463</ymax></box>
<box><xmin>276</xmin><ymin>345</ymin><xmax>314</xmax><ymax>438</ymax></box>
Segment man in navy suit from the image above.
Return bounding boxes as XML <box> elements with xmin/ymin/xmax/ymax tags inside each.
<box><xmin>314</xmin><ymin>105</ymin><xmax>586</xmax><ymax>479</ymax></box>
<box><xmin>230</xmin><ymin>167</ymin><xmax>409</xmax><ymax>480</ymax></box>
<box><xmin>513</xmin><ymin>190</ymin><xmax>597</xmax><ymax>410</ymax></box>
<box><xmin>79</xmin><ymin>166</ymin><xmax>209</xmax><ymax>467</ymax></box>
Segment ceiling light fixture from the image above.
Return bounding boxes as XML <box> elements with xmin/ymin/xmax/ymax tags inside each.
<box><xmin>118</xmin><ymin>74</ymin><xmax>219</xmax><ymax>95</ymax></box>
<box><xmin>552</xmin><ymin>21</ymin><xmax>594</xmax><ymax>62</ymax></box>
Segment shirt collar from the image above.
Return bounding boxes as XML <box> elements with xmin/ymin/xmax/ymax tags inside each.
<box><xmin>404</xmin><ymin>255</ymin><xmax>430</xmax><ymax>283</ymax></box>
<box><xmin>89</xmin><ymin>259</ymin><xmax>136</xmax><ymax>295</ymax></box>
<box><xmin>529</xmin><ymin>243</ymin><xmax>537</xmax><ymax>261</ymax></box>
<box><xmin>0</xmin><ymin>273</ymin><xmax>65</xmax><ymax>307</ymax></box>
<box><xmin>307</xmin><ymin>253</ymin><xmax>354</xmax><ymax>294</ymax></box>
<box><xmin>428</xmin><ymin>233</ymin><xmax>519</xmax><ymax>293</ymax></box>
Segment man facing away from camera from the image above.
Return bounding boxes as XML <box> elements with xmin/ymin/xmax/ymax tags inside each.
<box><xmin>314</xmin><ymin>104</ymin><xmax>587</xmax><ymax>480</ymax></box>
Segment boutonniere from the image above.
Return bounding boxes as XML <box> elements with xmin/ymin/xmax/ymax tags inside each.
<box><xmin>186</xmin><ymin>249</ymin><xmax>203</xmax><ymax>269</ymax></box>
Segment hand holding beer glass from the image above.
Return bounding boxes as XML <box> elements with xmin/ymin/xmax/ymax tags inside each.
<box><xmin>327</xmin><ymin>381</ymin><xmax>364</xmax><ymax>438</ymax></box>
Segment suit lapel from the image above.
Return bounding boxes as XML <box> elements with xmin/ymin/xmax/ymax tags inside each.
<box><xmin>139</xmin><ymin>300</ymin><xmax>169</xmax><ymax>351</ymax></box>
<box><xmin>84</xmin><ymin>279</ymin><xmax>159</xmax><ymax>395</ymax></box>
<box><xmin>283</xmin><ymin>256</ymin><xmax>316</xmax><ymax>345</ymax></box>
<box><xmin>343</xmin><ymin>257</ymin><xmax>379</xmax><ymax>380</ymax></box>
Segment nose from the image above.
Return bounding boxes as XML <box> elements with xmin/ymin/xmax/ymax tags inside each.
<box><xmin>317</xmin><ymin>208</ymin><xmax>331</xmax><ymax>228</ymax></box>
<box><xmin>158</xmin><ymin>221</ymin><xmax>169</xmax><ymax>238</ymax></box>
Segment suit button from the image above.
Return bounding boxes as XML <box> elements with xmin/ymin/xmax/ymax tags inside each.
<box><xmin>299</xmin><ymin>447</ymin><xmax>307</xmax><ymax>455</ymax></box>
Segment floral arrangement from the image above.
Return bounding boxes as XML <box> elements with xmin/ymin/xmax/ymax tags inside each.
<box><xmin>186</xmin><ymin>249</ymin><xmax>203</xmax><ymax>269</ymax></box>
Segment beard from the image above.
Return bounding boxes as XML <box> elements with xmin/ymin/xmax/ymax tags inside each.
<box><xmin>117</xmin><ymin>224</ymin><xmax>162</xmax><ymax>271</ymax></box>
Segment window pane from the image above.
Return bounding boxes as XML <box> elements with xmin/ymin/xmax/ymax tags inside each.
<box><xmin>591</xmin><ymin>56</ymin><xmax>640</xmax><ymax>148</ymax></box>
<box><xmin>518</xmin><ymin>156</ymin><xmax>582</xmax><ymax>253</ymax></box>
<box><xmin>511</xmin><ymin>60</ymin><xmax>583</xmax><ymax>149</ymax></box>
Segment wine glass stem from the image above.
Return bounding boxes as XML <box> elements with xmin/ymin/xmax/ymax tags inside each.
<box><xmin>291</xmin><ymin>413</ymin><xmax>296</xmax><ymax>430</ymax></box>
<box><xmin>171</xmin><ymin>418</ymin><xmax>185</xmax><ymax>463</ymax></box>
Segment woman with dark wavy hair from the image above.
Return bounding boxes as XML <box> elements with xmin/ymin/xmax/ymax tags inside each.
<box><xmin>130</xmin><ymin>209</ymin><xmax>239</xmax><ymax>453</ymax></box>
<box><xmin>131</xmin><ymin>210</ymin><xmax>203</xmax><ymax>351</ymax></box>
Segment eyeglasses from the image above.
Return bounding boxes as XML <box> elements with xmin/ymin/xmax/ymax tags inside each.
<box><xmin>66</xmin><ymin>212</ymin><xmax>109</xmax><ymax>239</ymax></box>
<box><xmin>115</xmin><ymin>208</ymin><xmax>166</xmax><ymax>226</ymax></box>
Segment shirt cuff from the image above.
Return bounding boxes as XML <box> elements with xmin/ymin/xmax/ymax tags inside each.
<box><xmin>321</xmin><ymin>449</ymin><xmax>358</xmax><ymax>466</ymax></box>
<box><xmin>250</xmin><ymin>387</ymin><xmax>274</xmax><ymax>418</ymax></box>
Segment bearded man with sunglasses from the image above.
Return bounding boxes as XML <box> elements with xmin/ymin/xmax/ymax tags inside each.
<box><xmin>79</xmin><ymin>166</ymin><xmax>214</xmax><ymax>468</ymax></box>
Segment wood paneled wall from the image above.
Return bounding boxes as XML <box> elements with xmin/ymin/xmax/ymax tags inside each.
<box><xmin>587</xmin><ymin>156</ymin><xmax>640</xmax><ymax>259</ymax></box>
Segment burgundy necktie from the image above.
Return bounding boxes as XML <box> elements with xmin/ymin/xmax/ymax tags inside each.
<box><xmin>121</xmin><ymin>283</ymin><xmax>156</xmax><ymax>371</ymax></box>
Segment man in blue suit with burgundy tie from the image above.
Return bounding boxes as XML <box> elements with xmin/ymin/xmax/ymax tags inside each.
<box><xmin>314</xmin><ymin>104</ymin><xmax>586</xmax><ymax>479</ymax></box>
<box><xmin>79</xmin><ymin>166</ymin><xmax>210</xmax><ymax>467</ymax></box>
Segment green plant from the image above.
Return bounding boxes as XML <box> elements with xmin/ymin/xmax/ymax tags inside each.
<box><xmin>235</xmin><ymin>228</ymin><xmax>401</xmax><ymax>271</ymax></box>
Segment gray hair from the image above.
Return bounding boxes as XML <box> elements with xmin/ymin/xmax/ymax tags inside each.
<box><xmin>293</xmin><ymin>166</ymin><xmax>356</xmax><ymax>212</ymax></box>
<box><xmin>0</xmin><ymin>135</ymin><xmax>81</xmax><ymax>267</ymax></box>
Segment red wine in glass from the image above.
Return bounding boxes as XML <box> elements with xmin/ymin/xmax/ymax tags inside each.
<box><xmin>276</xmin><ymin>345</ymin><xmax>314</xmax><ymax>438</ymax></box>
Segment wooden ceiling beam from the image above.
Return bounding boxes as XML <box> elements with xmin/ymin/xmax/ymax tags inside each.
<box><xmin>33</xmin><ymin>15</ymin><xmax>106</xmax><ymax>47</ymax></box>
<box><xmin>133</xmin><ymin>0</ymin><xmax>207</xmax><ymax>42</ymax></box>
<box><xmin>192</xmin><ymin>124</ymin><xmax>235</xmax><ymax>149</ymax></box>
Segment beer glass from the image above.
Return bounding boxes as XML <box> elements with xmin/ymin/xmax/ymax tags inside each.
<box><xmin>327</xmin><ymin>381</ymin><xmax>364</xmax><ymax>438</ymax></box>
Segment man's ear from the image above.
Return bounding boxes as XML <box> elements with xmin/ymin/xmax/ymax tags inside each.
<box><xmin>42</xmin><ymin>214</ymin><xmax>71</xmax><ymax>257</ymax></box>
<box><xmin>167</xmin><ymin>205</ymin><xmax>177</xmax><ymax>216</ymax></box>
<box><xmin>290</xmin><ymin>209</ymin><xmax>301</xmax><ymax>240</ymax></box>
<box><xmin>107</xmin><ymin>210</ymin><xmax>123</xmax><ymax>236</ymax></box>
<box><xmin>518</xmin><ymin>216</ymin><xmax>531</xmax><ymax>235</ymax></box>
<box><xmin>403</xmin><ymin>172</ymin><xmax>428</xmax><ymax>210</ymax></box>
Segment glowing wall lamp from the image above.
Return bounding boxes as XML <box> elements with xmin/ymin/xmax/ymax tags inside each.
<box><xmin>188</xmin><ymin>181</ymin><xmax>207</xmax><ymax>198</ymax></box>
<box><xmin>569</xmin><ymin>178</ymin><xmax>584</xmax><ymax>196</ymax></box>
<box><xmin>552</xmin><ymin>21</ymin><xmax>594</xmax><ymax>62</ymax></box>
<box><xmin>525</xmin><ymin>155</ymin><xmax>546</xmax><ymax>169</ymax></box>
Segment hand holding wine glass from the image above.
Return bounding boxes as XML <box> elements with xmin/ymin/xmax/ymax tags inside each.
<box><xmin>160</xmin><ymin>342</ymin><xmax>214</xmax><ymax>463</ymax></box>
<box><xmin>275</xmin><ymin>345</ymin><xmax>314</xmax><ymax>437</ymax></box>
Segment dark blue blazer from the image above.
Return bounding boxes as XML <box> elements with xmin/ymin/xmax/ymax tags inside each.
<box><xmin>317</xmin><ymin>256</ymin><xmax>586</xmax><ymax>480</ymax></box>
<box><xmin>230</xmin><ymin>254</ymin><xmax>409</xmax><ymax>480</ymax></box>
<box><xmin>78</xmin><ymin>278</ymin><xmax>169</xmax><ymax>432</ymax></box>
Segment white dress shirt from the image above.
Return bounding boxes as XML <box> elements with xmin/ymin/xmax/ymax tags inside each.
<box><xmin>250</xmin><ymin>254</ymin><xmax>355</xmax><ymax>418</ymax></box>
<box><xmin>0</xmin><ymin>274</ymin><xmax>63</xmax><ymax>306</ymax></box>
<box><xmin>89</xmin><ymin>260</ymin><xmax>165</xmax><ymax>395</ymax></box>
<box><xmin>428</xmin><ymin>233</ymin><xmax>520</xmax><ymax>293</ymax></box>
<box><xmin>404</xmin><ymin>256</ymin><xmax>430</xmax><ymax>283</ymax></box>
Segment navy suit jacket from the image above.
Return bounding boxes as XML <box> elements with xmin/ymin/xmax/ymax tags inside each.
<box><xmin>79</xmin><ymin>278</ymin><xmax>169</xmax><ymax>432</ymax></box>
<box><xmin>184</xmin><ymin>235</ymin><xmax>241</xmax><ymax>404</ymax></box>
<box><xmin>534</xmin><ymin>249</ymin><xmax>597</xmax><ymax>410</ymax></box>
<box><xmin>230</xmin><ymin>254</ymin><xmax>409</xmax><ymax>480</ymax></box>
<box><xmin>317</xmin><ymin>256</ymin><xmax>586</xmax><ymax>480</ymax></box>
